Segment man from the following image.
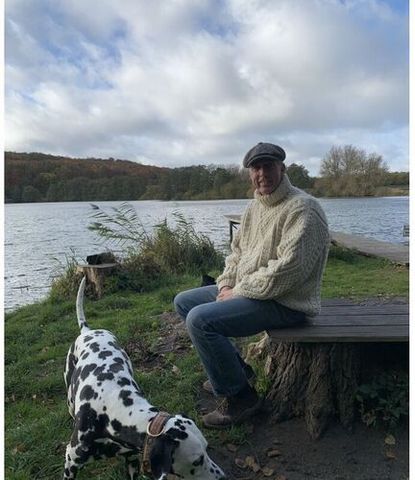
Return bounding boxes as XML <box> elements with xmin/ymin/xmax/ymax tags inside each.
<box><xmin>174</xmin><ymin>142</ymin><xmax>330</xmax><ymax>429</ymax></box>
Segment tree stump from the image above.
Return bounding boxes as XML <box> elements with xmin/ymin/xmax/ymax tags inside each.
<box><xmin>76</xmin><ymin>263</ymin><xmax>118</xmax><ymax>298</ymax></box>
<box><xmin>261</xmin><ymin>341</ymin><xmax>408</xmax><ymax>440</ymax></box>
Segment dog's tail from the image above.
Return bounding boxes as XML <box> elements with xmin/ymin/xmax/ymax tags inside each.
<box><xmin>76</xmin><ymin>276</ymin><xmax>90</xmax><ymax>332</ymax></box>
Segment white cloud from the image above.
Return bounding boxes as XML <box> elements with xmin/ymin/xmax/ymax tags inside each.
<box><xmin>5</xmin><ymin>0</ymin><xmax>409</xmax><ymax>175</ymax></box>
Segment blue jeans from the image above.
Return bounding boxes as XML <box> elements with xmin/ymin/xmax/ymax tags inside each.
<box><xmin>173</xmin><ymin>285</ymin><xmax>305</xmax><ymax>397</ymax></box>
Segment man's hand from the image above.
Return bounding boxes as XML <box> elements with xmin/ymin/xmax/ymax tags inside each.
<box><xmin>216</xmin><ymin>286</ymin><xmax>233</xmax><ymax>302</ymax></box>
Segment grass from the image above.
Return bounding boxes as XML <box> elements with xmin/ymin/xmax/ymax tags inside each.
<box><xmin>5</xmin><ymin>248</ymin><xmax>409</xmax><ymax>479</ymax></box>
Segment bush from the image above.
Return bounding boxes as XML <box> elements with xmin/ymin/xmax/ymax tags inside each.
<box><xmin>356</xmin><ymin>371</ymin><xmax>409</xmax><ymax>429</ymax></box>
<box><xmin>49</xmin><ymin>204</ymin><xmax>224</xmax><ymax>299</ymax></box>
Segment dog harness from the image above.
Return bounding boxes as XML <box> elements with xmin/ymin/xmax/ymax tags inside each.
<box><xmin>141</xmin><ymin>411</ymin><xmax>172</xmax><ymax>475</ymax></box>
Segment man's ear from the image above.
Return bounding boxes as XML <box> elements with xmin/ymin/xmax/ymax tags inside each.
<box><xmin>150</xmin><ymin>435</ymin><xmax>178</xmax><ymax>480</ymax></box>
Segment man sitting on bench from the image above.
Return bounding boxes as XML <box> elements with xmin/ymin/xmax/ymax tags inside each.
<box><xmin>174</xmin><ymin>142</ymin><xmax>330</xmax><ymax>429</ymax></box>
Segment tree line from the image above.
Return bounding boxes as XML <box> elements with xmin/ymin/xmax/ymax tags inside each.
<box><xmin>4</xmin><ymin>146</ymin><xmax>408</xmax><ymax>203</ymax></box>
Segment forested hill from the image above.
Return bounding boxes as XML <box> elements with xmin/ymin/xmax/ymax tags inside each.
<box><xmin>4</xmin><ymin>152</ymin><xmax>251</xmax><ymax>203</ymax></box>
<box><xmin>5</xmin><ymin>150</ymin><xmax>409</xmax><ymax>203</ymax></box>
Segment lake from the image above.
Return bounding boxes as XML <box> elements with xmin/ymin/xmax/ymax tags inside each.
<box><xmin>5</xmin><ymin>196</ymin><xmax>409</xmax><ymax>312</ymax></box>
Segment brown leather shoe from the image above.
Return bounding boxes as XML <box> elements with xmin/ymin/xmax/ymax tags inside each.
<box><xmin>202</xmin><ymin>386</ymin><xmax>263</xmax><ymax>429</ymax></box>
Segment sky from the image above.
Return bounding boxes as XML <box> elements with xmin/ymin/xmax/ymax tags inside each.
<box><xmin>5</xmin><ymin>0</ymin><xmax>409</xmax><ymax>176</ymax></box>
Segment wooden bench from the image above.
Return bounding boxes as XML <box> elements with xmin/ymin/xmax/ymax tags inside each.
<box><xmin>261</xmin><ymin>298</ymin><xmax>409</xmax><ymax>439</ymax></box>
<box><xmin>268</xmin><ymin>299</ymin><xmax>409</xmax><ymax>343</ymax></box>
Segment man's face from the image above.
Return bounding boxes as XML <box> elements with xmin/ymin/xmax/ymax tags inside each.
<box><xmin>249</xmin><ymin>159</ymin><xmax>285</xmax><ymax>195</ymax></box>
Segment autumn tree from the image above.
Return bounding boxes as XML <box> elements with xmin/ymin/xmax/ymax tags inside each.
<box><xmin>317</xmin><ymin>145</ymin><xmax>389</xmax><ymax>196</ymax></box>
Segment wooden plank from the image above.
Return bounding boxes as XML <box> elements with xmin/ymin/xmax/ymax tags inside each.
<box><xmin>310</xmin><ymin>314</ymin><xmax>408</xmax><ymax>327</ymax></box>
<box><xmin>331</xmin><ymin>231</ymin><xmax>409</xmax><ymax>265</ymax></box>
<box><xmin>318</xmin><ymin>305</ymin><xmax>409</xmax><ymax>316</ymax></box>
<box><xmin>268</xmin><ymin>325</ymin><xmax>408</xmax><ymax>343</ymax></box>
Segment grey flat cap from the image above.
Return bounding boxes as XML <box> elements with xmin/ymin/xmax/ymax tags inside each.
<box><xmin>243</xmin><ymin>142</ymin><xmax>286</xmax><ymax>168</ymax></box>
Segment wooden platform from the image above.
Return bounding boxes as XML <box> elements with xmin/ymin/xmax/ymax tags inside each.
<box><xmin>268</xmin><ymin>299</ymin><xmax>409</xmax><ymax>343</ymax></box>
<box><xmin>331</xmin><ymin>231</ymin><xmax>409</xmax><ymax>265</ymax></box>
<box><xmin>224</xmin><ymin>215</ymin><xmax>409</xmax><ymax>265</ymax></box>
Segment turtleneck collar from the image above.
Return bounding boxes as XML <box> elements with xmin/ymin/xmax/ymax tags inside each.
<box><xmin>254</xmin><ymin>174</ymin><xmax>293</xmax><ymax>207</ymax></box>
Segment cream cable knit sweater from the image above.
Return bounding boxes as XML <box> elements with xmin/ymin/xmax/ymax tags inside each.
<box><xmin>216</xmin><ymin>174</ymin><xmax>330</xmax><ymax>316</ymax></box>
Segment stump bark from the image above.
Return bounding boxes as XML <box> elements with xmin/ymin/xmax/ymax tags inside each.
<box><xmin>260</xmin><ymin>341</ymin><xmax>408</xmax><ymax>439</ymax></box>
<box><xmin>76</xmin><ymin>263</ymin><xmax>118</xmax><ymax>298</ymax></box>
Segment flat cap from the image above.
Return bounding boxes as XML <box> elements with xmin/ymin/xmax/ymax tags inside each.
<box><xmin>243</xmin><ymin>142</ymin><xmax>286</xmax><ymax>168</ymax></box>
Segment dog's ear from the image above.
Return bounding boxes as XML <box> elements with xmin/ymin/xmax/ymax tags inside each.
<box><xmin>149</xmin><ymin>435</ymin><xmax>178</xmax><ymax>480</ymax></box>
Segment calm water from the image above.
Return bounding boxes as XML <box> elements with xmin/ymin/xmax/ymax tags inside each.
<box><xmin>5</xmin><ymin>196</ymin><xmax>409</xmax><ymax>312</ymax></box>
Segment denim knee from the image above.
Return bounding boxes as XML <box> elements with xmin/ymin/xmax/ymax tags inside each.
<box><xmin>185</xmin><ymin>304</ymin><xmax>211</xmax><ymax>335</ymax></box>
<box><xmin>173</xmin><ymin>292</ymin><xmax>187</xmax><ymax>320</ymax></box>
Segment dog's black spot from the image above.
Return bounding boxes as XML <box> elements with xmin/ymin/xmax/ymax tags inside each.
<box><xmin>193</xmin><ymin>455</ymin><xmax>204</xmax><ymax>466</ymax></box>
<box><xmin>94</xmin><ymin>330</ymin><xmax>105</xmax><ymax>335</ymax></box>
<box><xmin>111</xmin><ymin>419</ymin><xmax>122</xmax><ymax>431</ymax></box>
<box><xmin>210</xmin><ymin>468</ymin><xmax>214</xmax><ymax>473</ymax></box>
<box><xmin>119</xmin><ymin>390</ymin><xmax>134</xmax><ymax>407</ymax></box>
<box><xmin>129</xmin><ymin>412</ymin><xmax>132</xmax><ymax>416</ymax></box>
<box><xmin>109</xmin><ymin>362</ymin><xmax>124</xmax><ymax>373</ymax></box>
<box><xmin>76</xmin><ymin>403</ymin><xmax>109</xmax><ymax>434</ymax></box>
<box><xmin>80</xmin><ymin>385</ymin><xmax>97</xmax><ymax>401</ymax></box>
<box><xmin>93</xmin><ymin>365</ymin><xmax>106</xmax><ymax>376</ymax></box>
<box><xmin>96</xmin><ymin>372</ymin><xmax>114</xmax><ymax>382</ymax></box>
<box><xmin>65</xmin><ymin>352</ymin><xmax>77</xmax><ymax>387</ymax></box>
<box><xmin>167</xmin><ymin>428</ymin><xmax>188</xmax><ymax>440</ymax></box>
<box><xmin>83</xmin><ymin>335</ymin><xmax>93</xmax><ymax>342</ymax></box>
<box><xmin>108</xmin><ymin>341</ymin><xmax>120</xmax><ymax>349</ymax></box>
<box><xmin>190</xmin><ymin>469</ymin><xmax>195</xmax><ymax>475</ymax></box>
<box><xmin>174</xmin><ymin>419</ymin><xmax>183</xmax><ymax>427</ymax></box>
<box><xmin>110</xmin><ymin>419</ymin><xmax>145</xmax><ymax>445</ymax></box>
<box><xmin>92</xmin><ymin>440</ymin><xmax>121</xmax><ymax>459</ymax></box>
<box><xmin>117</xmin><ymin>377</ymin><xmax>131</xmax><ymax>387</ymax></box>
<box><xmin>149</xmin><ymin>407</ymin><xmax>159</xmax><ymax>412</ymax></box>
<box><xmin>89</xmin><ymin>342</ymin><xmax>100</xmax><ymax>353</ymax></box>
<box><xmin>81</xmin><ymin>352</ymin><xmax>90</xmax><ymax>360</ymax></box>
<box><xmin>98</xmin><ymin>351</ymin><xmax>113</xmax><ymax>359</ymax></box>
<box><xmin>113</xmin><ymin>357</ymin><xmax>124</xmax><ymax>364</ymax></box>
<box><xmin>75</xmin><ymin>445</ymin><xmax>91</xmax><ymax>464</ymax></box>
<box><xmin>80</xmin><ymin>363</ymin><xmax>97</xmax><ymax>381</ymax></box>
<box><xmin>103</xmin><ymin>406</ymin><xmax>107</xmax><ymax>411</ymax></box>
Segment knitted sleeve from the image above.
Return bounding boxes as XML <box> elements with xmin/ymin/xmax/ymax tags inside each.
<box><xmin>232</xmin><ymin>205</ymin><xmax>329</xmax><ymax>300</ymax></box>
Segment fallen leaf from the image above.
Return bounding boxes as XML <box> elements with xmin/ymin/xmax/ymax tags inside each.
<box><xmin>171</xmin><ymin>365</ymin><xmax>181</xmax><ymax>375</ymax></box>
<box><xmin>245</xmin><ymin>456</ymin><xmax>260</xmax><ymax>472</ymax></box>
<box><xmin>245</xmin><ymin>456</ymin><xmax>256</xmax><ymax>467</ymax></box>
<box><xmin>385</xmin><ymin>450</ymin><xmax>396</xmax><ymax>460</ymax></box>
<box><xmin>384</xmin><ymin>434</ymin><xmax>396</xmax><ymax>446</ymax></box>
<box><xmin>226</xmin><ymin>443</ymin><xmax>238</xmax><ymax>452</ymax></box>
<box><xmin>262</xmin><ymin>466</ymin><xmax>274</xmax><ymax>477</ymax></box>
<box><xmin>235</xmin><ymin>458</ymin><xmax>247</xmax><ymax>469</ymax></box>
<box><xmin>32</xmin><ymin>394</ymin><xmax>37</xmax><ymax>400</ymax></box>
<box><xmin>267</xmin><ymin>449</ymin><xmax>282</xmax><ymax>458</ymax></box>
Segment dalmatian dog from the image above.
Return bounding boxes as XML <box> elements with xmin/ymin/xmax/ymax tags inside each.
<box><xmin>63</xmin><ymin>277</ymin><xmax>226</xmax><ymax>480</ymax></box>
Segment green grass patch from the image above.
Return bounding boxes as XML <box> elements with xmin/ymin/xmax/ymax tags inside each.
<box><xmin>5</xmin><ymin>247</ymin><xmax>408</xmax><ymax>479</ymax></box>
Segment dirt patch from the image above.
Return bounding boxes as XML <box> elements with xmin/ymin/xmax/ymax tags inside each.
<box><xmin>207</xmin><ymin>409</ymin><xmax>408</xmax><ymax>480</ymax></box>
<box><xmin>125</xmin><ymin>311</ymin><xmax>191</xmax><ymax>371</ymax></box>
<box><xmin>130</xmin><ymin>312</ymin><xmax>409</xmax><ymax>480</ymax></box>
